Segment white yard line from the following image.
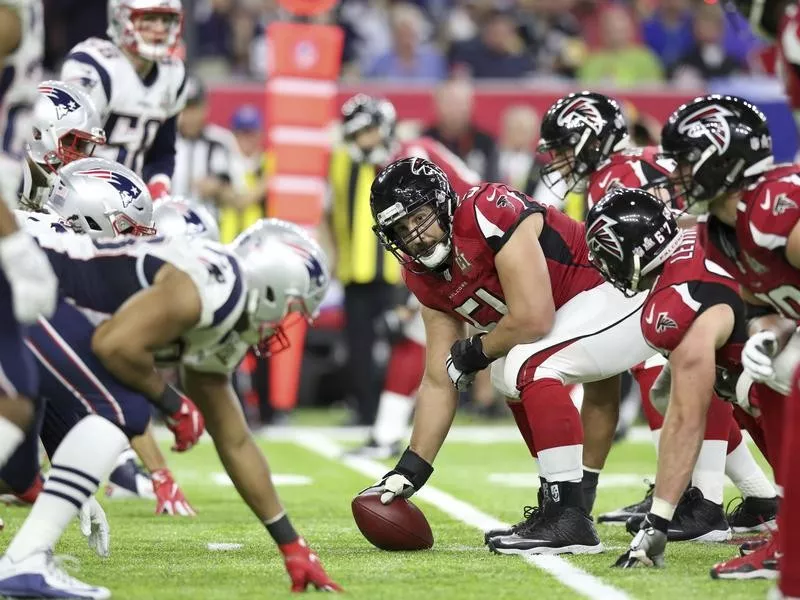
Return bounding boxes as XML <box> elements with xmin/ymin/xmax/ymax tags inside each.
<box><xmin>293</xmin><ymin>432</ymin><xmax>632</xmax><ymax>600</ymax></box>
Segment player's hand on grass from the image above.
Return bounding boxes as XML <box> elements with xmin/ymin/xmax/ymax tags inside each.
<box><xmin>80</xmin><ymin>497</ymin><xmax>110</xmax><ymax>558</ymax></box>
<box><xmin>280</xmin><ymin>538</ymin><xmax>342</xmax><ymax>593</ymax></box>
<box><xmin>614</xmin><ymin>513</ymin><xmax>667</xmax><ymax>568</ymax></box>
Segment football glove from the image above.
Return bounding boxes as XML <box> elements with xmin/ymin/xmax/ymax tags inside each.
<box><xmin>279</xmin><ymin>538</ymin><xmax>342</xmax><ymax>593</ymax></box>
<box><xmin>0</xmin><ymin>230</ymin><xmax>58</xmax><ymax>324</ymax></box>
<box><xmin>447</xmin><ymin>335</ymin><xmax>492</xmax><ymax>391</ymax></box>
<box><xmin>614</xmin><ymin>513</ymin><xmax>668</xmax><ymax>568</ymax></box>
<box><xmin>163</xmin><ymin>393</ymin><xmax>205</xmax><ymax>452</ymax></box>
<box><xmin>146</xmin><ymin>176</ymin><xmax>171</xmax><ymax>202</ymax></box>
<box><xmin>362</xmin><ymin>448</ymin><xmax>433</xmax><ymax>504</ymax></box>
<box><xmin>152</xmin><ymin>468</ymin><xmax>196</xmax><ymax>517</ymax></box>
<box><xmin>79</xmin><ymin>497</ymin><xmax>110</xmax><ymax>558</ymax></box>
<box><xmin>743</xmin><ymin>331</ymin><xmax>779</xmax><ymax>383</ymax></box>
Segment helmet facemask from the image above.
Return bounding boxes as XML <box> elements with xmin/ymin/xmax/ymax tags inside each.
<box><xmin>539</xmin><ymin>128</ymin><xmax>626</xmax><ymax>194</ymax></box>
<box><xmin>114</xmin><ymin>4</ymin><xmax>183</xmax><ymax>62</ymax></box>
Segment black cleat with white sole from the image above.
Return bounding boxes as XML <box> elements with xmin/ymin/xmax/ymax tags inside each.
<box><xmin>597</xmin><ymin>479</ymin><xmax>654</xmax><ymax>525</ymax></box>
<box><xmin>625</xmin><ymin>487</ymin><xmax>731</xmax><ymax>542</ymax></box>
<box><xmin>483</xmin><ymin>482</ymin><xmax>544</xmax><ymax>544</ymax></box>
<box><xmin>725</xmin><ymin>496</ymin><xmax>778</xmax><ymax>533</ymax></box>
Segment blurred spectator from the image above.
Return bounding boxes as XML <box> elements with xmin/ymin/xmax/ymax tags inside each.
<box><xmin>578</xmin><ymin>5</ymin><xmax>664</xmax><ymax>87</ymax></box>
<box><xmin>337</xmin><ymin>0</ymin><xmax>396</xmax><ymax>77</ymax></box>
<box><xmin>517</xmin><ymin>0</ymin><xmax>586</xmax><ymax>77</ymax></box>
<box><xmin>173</xmin><ymin>77</ymin><xmax>247</xmax><ymax>214</ymax></box>
<box><xmin>195</xmin><ymin>0</ymin><xmax>235</xmax><ymax>61</ymax></box>
<box><xmin>623</xmin><ymin>102</ymin><xmax>661</xmax><ymax>146</ymax></box>
<box><xmin>43</xmin><ymin>0</ymin><xmax>107</xmax><ymax>71</ymax></box>
<box><xmin>498</xmin><ymin>105</ymin><xmax>539</xmax><ymax>190</ymax></box>
<box><xmin>640</xmin><ymin>0</ymin><xmax>694</xmax><ymax>70</ymax></box>
<box><xmin>449</xmin><ymin>8</ymin><xmax>536</xmax><ymax>78</ymax></box>
<box><xmin>363</xmin><ymin>3</ymin><xmax>447</xmax><ymax>81</ymax></box>
<box><xmin>424</xmin><ymin>78</ymin><xmax>499</xmax><ymax>181</ymax></box>
<box><xmin>671</xmin><ymin>3</ymin><xmax>745</xmax><ymax>86</ymax></box>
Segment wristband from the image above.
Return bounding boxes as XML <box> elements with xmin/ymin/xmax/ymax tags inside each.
<box><xmin>393</xmin><ymin>447</ymin><xmax>434</xmax><ymax>490</ymax></box>
<box><xmin>157</xmin><ymin>383</ymin><xmax>184</xmax><ymax>414</ymax></box>
<box><xmin>265</xmin><ymin>511</ymin><xmax>299</xmax><ymax>545</ymax></box>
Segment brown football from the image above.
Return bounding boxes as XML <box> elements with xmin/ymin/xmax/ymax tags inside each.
<box><xmin>352</xmin><ymin>492</ymin><xmax>433</xmax><ymax>551</ymax></box>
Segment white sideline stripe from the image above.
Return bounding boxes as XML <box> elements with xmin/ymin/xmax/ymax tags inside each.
<box><xmin>294</xmin><ymin>433</ymin><xmax>632</xmax><ymax>600</ymax></box>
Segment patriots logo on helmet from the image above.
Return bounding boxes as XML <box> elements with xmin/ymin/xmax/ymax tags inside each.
<box><xmin>286</xmin><ymin>242</ymin><xmax>328</xmax><ymax>288</ymax></box>
<box><xmin>556</xmin><ymin>97</ymin><xmax>604</xmax><ymax>135</ymax></box>
<box><xmin>656</xmin><ymin>312</ymin><xmax>678</xmax><ymax>333</ymax></box>
<box><xmin>676</xmin><ymin>105</ymin><xmax>734</xmax><ymax>153</ymax></box>
<box><xmin>74</xmin><ymin>168</ymin><xmax>143</xmax><ymax>209</ymax></box>
<box><xmin>586</xmin><ymin>214</ymin><xmax>624</xmax><ymax>261</ymax></box>
<box><xmin>38</xmin><ymin>85</ymin><xmax>80</xmax><ymax>120</ymax></box>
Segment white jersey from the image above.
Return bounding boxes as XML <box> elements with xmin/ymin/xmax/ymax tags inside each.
<box><xmin>14</xmin><ymin>207</ymin><xmax>68</xmax><ymax>234</ymax></box>
<box><xmin>0</xmin><ymin>0</ymin><xmax>43</xmax><ymax>202</ymax></box>
<box><xmin>60</xmin><ymin>37</ymin><xmax>188</xmax><ymax>177</ymax></box>
<box><xmin>26</xmin><ymin>229</ymin><xmax>249</xmax><ymax>372</ymax></box>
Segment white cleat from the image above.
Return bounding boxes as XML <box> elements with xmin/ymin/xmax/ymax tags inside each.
<box><xmin>0</xmin><ymin>551</ymin><xmax>110</xmax><ymax>599</ymax></box>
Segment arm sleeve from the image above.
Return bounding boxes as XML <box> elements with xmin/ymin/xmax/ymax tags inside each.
<box><xmin>142</xmin><ymin>116</ymin><xmax>177</xmax><ymax>183</ymax></box>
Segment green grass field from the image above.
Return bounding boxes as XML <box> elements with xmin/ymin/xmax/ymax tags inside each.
<box><xmin>0</xmin><ymin>425</ymin><xmax>776</xmax><ymax>599</ymax></box>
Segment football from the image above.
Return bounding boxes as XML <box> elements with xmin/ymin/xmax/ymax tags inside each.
<box><xmin>351</xmin><ymin>492</ymin><xmax>433</xmax><ymax>551</ymax></box>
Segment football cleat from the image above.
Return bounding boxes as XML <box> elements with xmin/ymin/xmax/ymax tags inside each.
<box><xmin>484</xmin><ymin>486</ymin><xmax>545</xmax><ymax>543</ymax></box>
<box><xmin>740</xmin><ymin>535</ymin><xmax>770</xmax><ymax>556</ymax></box>
<box><xmin>344</xmin><ymin>438</ymin><xmax>402</xmax><ymax>461</ymax></box>
<box><xmin>626</xmin><ymin>487</ymin><xmax>731</xmax><ymax>542</ymax></box>
<box><xmin>710</xmin><ymin>532</ymin><xmax>779</xmax><ymax>580</ymax></box>
<box><xmin>597</xmin><ymin>479</ymin><xmax>654</xmax><ymax>525</ymax></box>
<box><xmin>725</xmin><ymin>496</ymin><xmax>778</xmax><ymax>533</ymax></box>
<box><xmin>0</xmin><ymin>551</ymin><xmax>110</xmax><ymax>599</ymax></box>
<box><xmin>104</xmin><ymin>456</ymin><xmax>155</xmax><ymax>500</ymax></box>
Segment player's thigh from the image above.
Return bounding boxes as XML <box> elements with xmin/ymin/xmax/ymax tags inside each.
<box><xmin>0</xmin><ymin>274</ymin><xmax>37</xmax><ymax>401</ymax></box>
<box><xmin>499</xmin><ymin>282</ymin><xmax>652</xmax><ymax>396</ymax></box>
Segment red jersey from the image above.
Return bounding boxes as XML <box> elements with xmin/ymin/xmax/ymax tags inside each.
<box><xmin>586</xmin><ymin>146</ymin><xmax>677</xmax><ymax>210</ymax></box>
<box><xmin>391</xmin><ymin>137</ymin><xmax>481</xmax><ymax>198</ymax></box>
<box><xmin>642</xmin><ymin>228</ymin><xmax>747</xmax><ymax>399</ymax></box>
<box><xmin>403</xmin><ymin>183</ymin><xmax>603</xmax><ymax>331</ymax></box>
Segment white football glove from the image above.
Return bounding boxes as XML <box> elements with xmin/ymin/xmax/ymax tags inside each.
<box><xmin>446</xmin><ymin>353</ymin><xmax>476</xmax><ymax>391</ymax></box>
<box><xmin>0</xmin><ymin>230</ymin><xmax>57</xmax><ymax>324</ymax></box>
<box><xmin>742</xmin><ymin>331</ymin><xmax>779</xmax><ymax>383</ymax></box>
<box><xmin>371</xmin><ymin>472</ymin><xmax>416</xmax><ymax>505</ymax></box>
<box><xmin>79</xmin><ymin>497</ymin><xmax>110</xmax><ymax>558</ymax></box>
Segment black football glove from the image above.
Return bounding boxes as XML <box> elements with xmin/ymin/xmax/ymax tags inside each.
<box><xmin>447</xmin><ymin>335</ymin><xmax>492</xmax><ymax>391</ymax></box>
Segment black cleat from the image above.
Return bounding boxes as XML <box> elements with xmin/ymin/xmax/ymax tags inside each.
<box><xmin>487</xmin><ymin>504</ymin><xmax>603</xmax><ymax>555</ymax></box>
<box><xmin>483</xmin><ymin>505</ymin><xmax>542</xmax><ymax>545</ymax></box>
<box><xmin>597</xmin><ymin>480</ymin><xmax>654</xmax><ymax>525</ymax></box>
<box><xmin>625</xmin><ymin>487</ymin><xmax>731</xmax><ymax>542</ymax></box>
<box><xmin>725</xmin><ymin>496</ymin><xmax>778</xmax><ymax>533</ymax></box>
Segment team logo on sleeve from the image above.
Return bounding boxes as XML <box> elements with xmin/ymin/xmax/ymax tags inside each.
<box><xmin>74</xmin><ymin>169</ymin><xmax>143</xmax><ymax>209</ymax></box>
<box><xmin>656</xmin><ymin>312</ymin><xmax>678</xmax><ymax>333</ymax></box>
<box><xmin>38</xmin><ymin>85</ymin><xmax>80</xmax><ymax>120</ymax></box>
<box><xmin>676</xmin><ymin>105</ymin><xmax>733</xmax><ymax>153</ymax></box>
<box><xmin>556</xmin><ymin>97</ymin><xmax>604</xmax><ymax>135</ymax></box>
<box><xmin>773</xmin><ymin>193</ymin><xmax>799</xmax><ymax>216</ymax></box>
<box><xmin>586</xmin><ymin>214</ymin><xmax>624</xmax><ymax>261</ymax></box>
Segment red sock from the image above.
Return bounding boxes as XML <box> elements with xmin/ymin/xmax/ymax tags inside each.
<box><xmin>383</xmin><ymin>339</ymin><xmax>426</xmax><ymax>396</ymax></box>
<box><xmin>14</xmin><ymin>471</ymin><xmax>44</xmax><ymax>504</ymax></box>
<box><xmin>754</xmin><ymin>384</ymin><xmax>786</xmax><ymax>480</ymax></box>
<box><xmin>522</xmin><ymin>378</ymin><xmax>583</xmax><ymax>481</ymax></box>
<box><xmin>633</xmin><ymin>364</ymin><xmax>665</xmax><ymax>431</ymax></box>
<box><xmin>726</xmin><ymin>414</ymin><xmax>743</xmax><ymax>454</ymax></box>
<box><xmin>732</xmin><ymin>405</ymin><xmax>770</xmax><ymax>465</ymax></box>
<box><xmin>704</xmin><ymin>394</ymin><xmax>733</xmax><ymax>440</ymax></box>
<box><xmin>508</xmin><ymin>401</ymin><xmax>536</xmax><ymax>458</ymax></box>
<box><xmin>780</xmin><ymin>366</ymin><xmax>800</xmax><ymax>597</ymax></box>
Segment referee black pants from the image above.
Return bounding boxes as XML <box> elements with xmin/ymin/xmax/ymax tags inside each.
<box><xmin>344</xmin><ymin>282</ymin><xmax>395</xmax><ymax>425</ymax></box>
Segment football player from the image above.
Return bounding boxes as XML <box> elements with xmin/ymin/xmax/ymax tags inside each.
<box><xmin>19</xmin><ymin>218</ymin><xmax>341</xmax><ymax>593</ymax></box>
<box><xmin>538</xmin><ymin>90</ymin><xmax>778</xmax><ymax>536</ymax></box>
<box><xmin>584</xmin><ymin>187</ymin><xmax>761</xmax><ymax>570</ymax></box>
<box><xmin>657</xmin><ymin>94</ymin><xmax>796</xmax><ymax>586</ymax></box>
<box><xmin>363</xmin><ymin>157</ymin><xmax>658</xmax><ymax>555</ymax></box>
<box><xmin>60</xmin><ymin>0</ymin><xmax>188</xmax><ymax>201</ymax></box>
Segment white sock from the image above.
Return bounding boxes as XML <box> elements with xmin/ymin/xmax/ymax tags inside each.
<box><xmin>726</xmin><ymin>439</ymin><xmax>776</xmax><ymax>498</ymax></box>
<box><xmin>372</xmin><ymin>391</ymin><xmax>414</xmax><ymax>446</ymax></box>
<box><xmin>115</xmin><ymin>445</ymin><xmax>138</xmax><ymax>467</ymax></box>
<box><xmin>691</xmin><ymin>439</ymin><xmax>727</xmax><ymax>505</ymax></box>
<box><xmin>537</xmin><ymin>444</ymin><xmax>583</xmax><ymax>482</ymax></box>
<box><xmin>651</xmin><ymin>428</ymin><xmax>662</xmax><ymax>457</ymax></box>
<box><xmin>6</xmin><ymin>415</ymin><xmax>128</xmax><ymax>561</ymax></box>
<box><xmin>0</xmin><ymin>415</ymin><xmax>25</xmax><ymax>468</ymax></box>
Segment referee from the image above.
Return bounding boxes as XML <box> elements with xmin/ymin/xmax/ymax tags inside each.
<box><xmin>173</xmin><ymin>76</ymin><xmax>246</xmax><ymax>212</ymax></box>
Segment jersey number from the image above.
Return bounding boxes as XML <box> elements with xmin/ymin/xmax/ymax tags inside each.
<box><xmin>104</xmin><ymin>113</ymin><xmax>162</xmax><ymax>172</ymax></box>
<box><xmin>754</xmin><ymin>285</ymin><xmax>800</xmax><ymax>319</ymax></box>
<box><xmin>454</xmin><ymin>287</ymin><xmax>508</xmax><ymax>330</ymax></box>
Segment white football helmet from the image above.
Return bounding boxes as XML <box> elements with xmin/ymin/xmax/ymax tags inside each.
<box><xmin>27</xmin><ymin>81</ymin><xmax>106</xmax><ymax>171</ymax></box>
<box><xmin>107</xmin><ymin>0</ymin><xmax>183</xmax><ymax>62</ymax></box>
<box><xmin>153</xmin><ymin>197</ymin><xmax>220</xmax><ymax>241</ymax></box>
<box><xmin>46</xmin><ymin>157</ymin><xmax>156</xmax><ymax>238</ymax></box>
<box><xmin>230</xmin><ymin>218</ymin><xmax>330</xmax><ymax>356</ymax></box>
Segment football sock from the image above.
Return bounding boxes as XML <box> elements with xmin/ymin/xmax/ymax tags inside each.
<box><xmin>726</xmin><ymin>438</ymin><xmax>776</xmax><ymax>499</ymax></box>
<box><xmin>581</xmin><ymin>467</ymin><xmax>600</xmax><ymax>514</ymax></box>
<box><xmin>372</xmin><ymin>391</ymin><xmax>414</xmax><ymax>447</ymax></box>
<box><xmin>508</xmin><ymin>401</ymin><xmax>536</xmax><ymax>458</ymax></box>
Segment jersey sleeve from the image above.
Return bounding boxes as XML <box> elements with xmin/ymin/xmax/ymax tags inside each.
<box><xmin>746</xmin><ymin>181</ymin><xmax>800</xmax><ymax>250</ymax></box>
<box><xmin>170</xmin><ymin>59</ymin><xmax>189</xmax><ymax>118</ymax></box>
<box><xmin>59</xmin><ymin>40</ymin><xmax>113</xmax><ymax>119</ymax></box>
<box><xmin>587</xmin><ymin>156</ymin><xmax>671</xmax><ymax>209</ymax></box>
<box><xmin>640</xmin><ymin>287</ymin><xmax>693</xmax><ymax>354</ymax></box>
<box><xmin>142</xmin><ymin>116</ymin><xmax>177</xmax><ymax>183</ymax></box>
<box><xmin>469</xmin><ymin>183</ymin><xmax>541</xmax><ymax>253</ymax></box>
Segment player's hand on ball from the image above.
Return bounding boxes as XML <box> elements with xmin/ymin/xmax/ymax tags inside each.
<box><xmin>279</xmin><ymin>538</ymin><xmax>342</xmax><ymax>593</ymax></box>
<box><xmin>364</xmin><ymin>472</ymin><xmax>416</xmax><ymax>505</ymax></box>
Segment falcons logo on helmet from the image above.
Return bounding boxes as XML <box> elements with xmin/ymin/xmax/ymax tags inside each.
<box><xmin>556</xmin><ymin>97</ymin><xmax>604</xmax><ymax>135</ymax></box>
<box><xmin>586</xmin><ymin>214</ymin><xmax>624</xmax><ymax>261</ymax></box>
<box><xmin>75</xmin><ymin>168</ymin><xmax>143</xmax><ymax>209</ymax></box>
<box><xmin>676</xmin><ymin>105</ymin><xmax>734</xmax><ymax>153</ymax></box>
<box><xmin>39</xmin><ymin>85</ymin><xmax>80</xmax><ymax>120</ymax></box>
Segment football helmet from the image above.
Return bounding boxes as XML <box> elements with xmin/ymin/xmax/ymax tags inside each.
<box><xmin>371</xmin><ymin>157</ymin><xmax>457</xmax><ymax>272</ymax></box>
<box><xmin>660</xmin><ymin>94</ymin><xmax>773</xmax><ymax>212</ymax></box>
<box><xmin>153</xmin><ymin>198</ymin><xmax>220</xmax><ymax>241</ymax></box>
<box><xmin>538</xmin><ymin>91</ymin><xmax>629</xmax><ymax>192</ymax></box>
<box><xmin>230</xmin><ymin>219</ymin><xmax>330</xmax><ymax>356</ymax></box>
<box><xmin>46</xmin><ymin>157</ymin><xmax>156</xmax><ymax>238</ymax></box>
<box><xmin>27</xmin><ymin>81</ymin><xmax>106</xmax><ymax>172</ymax></box>
<box><xmin>341</xmin><ymin>94</ymin><xmax>397</xmax><ymax>164</ymax></box>
<box><xmin>585</xmin><ymin>187</ymin><xmax>682</xmax><ymax>297</ymax></box>
<box><xmin>107</xmin><ymin>0</ymin><xmax>183</xmax><ymax>62</ymax></box>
